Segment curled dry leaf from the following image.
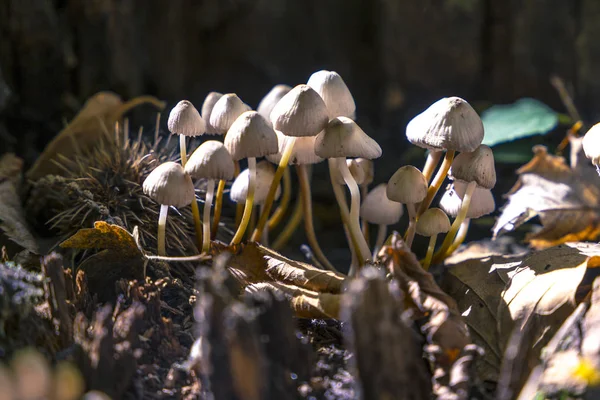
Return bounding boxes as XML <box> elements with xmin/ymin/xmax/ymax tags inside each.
<box><xmin>0</xmin><ymin>153</ymin><xmax>38</xmax><ymax>254</ymax></box>
<box><xmin>27</xmin><ymin>92</ymin><xmax>165</xmax><ymax>180</ymax></box>
<box><xmin>442</xmin><ymin>242</ymin><xmax>600</xmax><ymax>382</ymax></box>
<box><xmin>494</xmin><ymin>145</ymin><xmax>600</xmax><ymax>248</ymax></box>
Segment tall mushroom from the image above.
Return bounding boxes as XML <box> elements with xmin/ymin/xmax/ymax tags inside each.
<box><xmin>224</xmin><ymin>111</ymin><xmax>278</xmax><ymax>245</ymax></box>
<box><xmin>257</xmin><ymin>84</ymin><xmax>292</xmax><ymax>127</ymax></box>
<box><xmin>386</xmin><ymin>165</ymin><xmax>428</xmax><ymax>247</ymax></box>
<box><xmin>416</xmin><ymin>208</ymin><xmax>450</xmax><ymax>270</ymax></box>
<box><xmin>307</xmin><ymin>70</ymin><xmax>356</xmax><ymax>119</ymax></box>
<box><xmin>359</xmin><ymin>183</ymin><xmax>403</xmax><ymax>258</ymax></box>
<box><xmin>201</xmin><ymin>92</ymin><xmax>223</xmax><ymax>134</ymax></box>
<box><xmin>251</xmin><ymin>84</ymin><xmax>329</xmax><ymax>242</ymax></box>
<box><xmin>315</xmin><ymin>116</ymin><xmax>382</xmax><ymax>266</ymax></box>
<box><xmin>406</xmin><ymin>97</ymin><xmax>484</xmax><ymax>220</ymax></box>
<box><xmin>184</xmin><ymin>141</ymin><xmax>235</xmax><ymax>253</ymax></box>
<box><xmin>143</xmin><ymin>162</ymin><xmax>195</xmax><ymax>256</ymax></box>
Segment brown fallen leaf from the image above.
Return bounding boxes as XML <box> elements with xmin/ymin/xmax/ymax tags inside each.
<box><xmin>493</xmin><ymin>145</ymin><xmax>600</xmax><ymax>248</ymax></box>
<box><xmin>0</xmin><ymin>153</ymin><xmax>38</xmax><ymax>254</ymax></box>
<box><xmin>442</xmin><ymin>242</ymin><xmax>600</xmax><ymax>382</ymax></box>
<box><xmin>27</xmin><ymin>92</ymin><xmax>165</xmax><ymax>180</ymax></box>
<box><xmin>60</xmin><ymin>221</ymin><xmax>141</xmax><ymax>258</ymax></box>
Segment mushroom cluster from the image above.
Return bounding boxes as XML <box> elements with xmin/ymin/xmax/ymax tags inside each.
<box><xmin>141</xmin><ymin>70</ymin><xmax>496</xmax><ymax>275</ymax></box>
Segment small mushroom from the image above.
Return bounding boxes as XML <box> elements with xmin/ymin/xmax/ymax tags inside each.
<box><xmin>208</xmin><ymin>93</ymin><xmax>252</xmax><ymax>135</ymax></box>
<box><xmin>167</xmin><ymin>100</ymin><xmax>206</xmax><ymax>166</ymax></box>
<box><xmin>583</xmin><ymin>122</ymin><xmax>600</xmax><ymax>175</ymax></box>
<box><xmin>224</xmin><ymin>111</ymin><xmax>278</xmax><ymax>245</ymax></box>
<box><xmin>307</xmin><ymin>70</ymin><xmax>356</xmax><ymax>119</ymax></box>
<box><xmin>257</xmin><ymin>84</ymin><xmax>292</xmax><ymax>127</ymax></box>
<box><xmin>360</xmin><ymin>183</ymin><xmax>403</xmax><ymax>258</ymax></box>
<box><xmin>315</xmin><ymin>116</ymin><xmax>382</xmax><ymax>267</ymax></box>
<box><xmin>386</xmin><ymin>165</ymin><xmax>428</xmax><ymax>247</ymax></box>
<box><xmin>416</xmin><ymin>208</ymin><xmax>450</xmax><ymax>270</ymax></box>
<box><xmin>143</xmin><ymin>162</ymin><xmax>195</xmax><ymax>255</ymax></box>
<box><xmin>185</xmin><ymin>141</ymin><xmax>235</xmax><ymax>253</ymax></box>
<box><xmin>201</xmin><ymin>92</ymin><xmax>223</xmax><ymax>134</ymax></box>
<box><xmin>251</xmin><ymin>84</ymin><xmax>329</xmax><ymax>242</ymax></box>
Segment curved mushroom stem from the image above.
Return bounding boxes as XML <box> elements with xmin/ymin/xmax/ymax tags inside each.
<box><xmin>201</xmin><ymin>179</ymin><xmax>215</xmax><ymax>254</ymax></box>
<box><xmin>434</xmin><ymin>181</ymin><xmax>476</xmax><ymax>261</ymax></box>
<box><xmin>190</xmin><ymin>199</ymin><xmax>203</xmax><ymax>251</ymax></box>
<box><xmin>297</xmin><ymin>164</ymin><xmax>337</xmax><ymax>272</ymax></box>
<box><xmin>373</xmin><ymin>224</ymin><xmax>388</xmax><ymax>259</ymax></box>
<box><xmin>404</xmin><ymin>203</ymin><xmax>417</xmax><ymax>248</ymax></box>
<box><xmin>259</xmin><ymin>205</ymin><xmax>269</xmax><ymax>245</ymax></box>
<box><xmin>231</xmin><ymin>157</ymin><xmax>257</xmax><ymax>245</ymax></box>
<box><xmin>433</xmin><ymin>218</ymin><xmax>470</xmax><ymax>264</ymax></box>
<box><xmin>179</xmin><ymin>135</ymin><xmax>188</xmax><ymax>166</ymax></box>
<box><xmin>157</xmin><ymin>204</ymin><xmax>169</xmax><ymax>256</ymax></box>
<box><xmin>251</xmin><ymin>137</ymin><xmax>297</xmax><ymax>242</ymax></box>
<box><xmin>346</xmin><ymin>225</ymin><xmax>359</xmax><ymax>277</ymax></box>
<box><xmin>272</xmin><ymin>194</ymin><xmax>303</xmax><ymax>250</ymax></box>
<box><xmin>416</xmin><ymin>150</ymin><xmax>456</xmax><ymax>218</ymax></box>
<box><xmin>422</xmin><ymin>150</ymin><xmax>443</xmax><ymax>184</ymax></box>
<box><xmin>268</xmin><ymin>167</ymin><xmax>292</xmax><ymax>231</ymax></box>
<box><xmin>422</xmin><ymin>234</ymin><xmax>438</xmax><ymax>271</ymax></box>
<box><xmin>211</xmin><ymin>179</ymin><xmax>227</xmax><ymax>239</ymax></box>
<box><xmin>360</xmin><ymin>184</ymin><xmax>370</xmax><ymax>245</ymax></box>
<box><xmin>337</xmin><ymin>157</ymin><xmax>371</xmax><ymax>265</ymax></box>
<box><xmin>328</xmin><ymin>159</ymin><xmax>364</xmax><ymax>264</ymax></box>
<box><xmin>249</xmin><ymin>205</ymin><xmax>258</xmax><ymax>239</ymax></box>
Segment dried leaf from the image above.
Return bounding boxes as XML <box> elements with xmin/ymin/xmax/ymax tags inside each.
<box><xmin>0</xmin><ymin>154</ymin><xmax>38</xmax><ymax>253</ymax></box>
<box><xmin>493</xmin><ymin>145</ymin><xmax>600</xmax><ymax>248</ymax></box>
<box><xmin>442</xmin><ymin>242</ymin><xmax>600</xmax><ymax>382</ymax></box>
<box><xmin>27</xmin><ymin>92</ymin><xmax>165</xmax><ymax>180</ymax></box>
<box><xmin>60</xmin><ymin>221</ymin><xmax>141</xmax><ymax>258</ymax></box>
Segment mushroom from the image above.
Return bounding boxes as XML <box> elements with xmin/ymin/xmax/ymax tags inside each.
<box><xmin>435</xmin><ymin>144</ymin><xmax>496</xmax><ymax>259</ymax></box>
<box><xmin>257</xmin><ymin>84</ymin><xmax>292</xmax><ymax>127</ymax></box>
<box><xmin>224</xmin><ymin>111</ymin><xmax>278</xmax><ymax>245</ymax></box>
<box><xmin>307</xmin><ymin>70</ymin><xmax>356</xmax><ymax>119</ymax></box>
<box><xmin>167</xmin><ymin>100</ymin><xmax>206</xmax><ymax>166</ymax></box>
<box><xmin>251</xmin><ymin>84</ymin><xmax>329</xmax><ymax>242</ymax></box>
<box><xmin>143</xmin><ymin>162</ymin><xmax>195</xmax><ymax>255</ymax></box>
<box><xmin>416</xmin><ymin>208</ymin><xmax>450</xmax><ymax>270</ymax></box>
<box><xmin>406</xmin><ymin>97</ymin><xmax>484</xmax><ymax>219</ymax></box>
<box><xmin>386</xmin><ymin>165</ymin><xmax>428</xmax><ymax>247</ymax></box>
<box><xmin>185</xmin><ymin>141</ymin><xmax>235</xmax><ymax>253</ymax></box>
<box><xmin>201</xmin><ymin>92</ymin><xmax>223</xmax><ymax>134</ymax></box>
<box><xmin>315</xmin><ymin>116</ymin><xmax>382</xmax><ymax>266</ymax></box>
<box><xmin>352</xmin><ymin>158</ymin><xmax>375</xmax><ymax>241</ymax></box>
<box><xmin>583</xmin><ymin>122</ymin><xmax>600</xmax><ymax>175</ymax></box>
<box><xmin>360</xmin><ymin>183</ymin><xmax>403</xmax><ymax>258</ymax></box>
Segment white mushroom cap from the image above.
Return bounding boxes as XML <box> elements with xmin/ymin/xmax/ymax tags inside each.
<box><xmin>307</xmin><ymin>70</ymin><xmax>356</xmax><ymax>119</ymax></box>
<box><xmin>201</xmin><ymin>92</ymin><xmax>223</xmax><ymax>134</ymax></box>
<box><xmin>185</xmin><ymin>140</ymin><xmax>235</xmax><ymax>180</ymax></box>
<box><xmin>257</xmin><ymin>84</ymin><xmax>292</xmax><ymax>126</ymax></box>
<box><xmin>230</xmin><ymin>161</ymin><xmax>281</xmax><ymax>205</ymax></box>
<box><xmin>354</xmin><ymin>158</ymin><xmax>374</xmax><ymax>185</ymax></box>
<box><xmin>167</xmin><ymin>100</ymin><xmax>206</xmax><ymax>137</ymax></box>
<box><xmin>416</xmin><ymin>208</ymin><xmax>450</xmax><ymax>237</ymax></box>
<box><xmin>386</xmin><ymin>165</ymin><xmax>428</xmax><ymax>204</ymax></box>
<box><xmin>270</xmin><ymin>84</ymin><xmax>329</xmax><ymax>137</ymax></box>
<box><xmin>143</xmin><ymin>161</ymin><xmax>195</xmax><ymax>208</ymax></box>
<box><xmin>266</xmin><ymin>131</ymin><xmax>324</xmax><ymax>165</ymax></box>
<box><xmin>406</xmin><ymin>96</ymin><xmax>484</xmax><ymax>152</ymax></box>
<box><xmin>583</xmin><ymin>122</ymin><xmax>600</xmax><ymax>166</ymax></box>
<box><xmin>359</xmin><ymin>183</ymin><xmax>403</xmax><ymax>225</ymax></box>
<box><xmin>439</xmin><ymin>181</ymin><xmax>495</xmax><ymax>218</ymax></box>
<box><xmin>315</xmin><ymin>117</ymin><xmax>382</xmax><ymax>159</ymax></box>
<box><xmin>209</xmin><ymin>93</ymin><xmax>251</xmax><ymax>135</ymax></box>
<box><xmin>224</xmin><ymin>111</ymin><xmax>278</xmax><ymax>160</ymax></box>
<box><xmin>450</xmin><ymin>145</ymin><xmax>496</xmax><ymax>189</ymax></box>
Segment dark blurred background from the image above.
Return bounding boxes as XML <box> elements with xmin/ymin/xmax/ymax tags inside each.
<box><xmin>0</xmin><ymin>0</ymin><xmax>595</xmax><ymax>262</ymax></box>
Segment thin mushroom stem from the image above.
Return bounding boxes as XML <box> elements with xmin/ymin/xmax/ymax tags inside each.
<box><xmin>268</xmin><ymin>167</ymin><xmax>292</xmax><ymax>230</ymax></box>
<box><xmin>231</xmin><ymin>157</ymin><xmax>257</xmax><ymax>245</ymax></box>
<box><xmin>272</xmin><ymin>194</ymin><xmax>303</xmax><ymax>250</ymax></box>
<box><xmin>434</xmin><ymin>181</ymin><xmax>477</xmax><ymax>261</ymax></box>
<box><xmin>422</xmin><ymin>235</ymin><xmax>438</xmax><ymax>271</ymax></box>
<box><xmin>251</xmin><ymin>137</ymin><xmax>297</xmax><ymax>242</ymax></box>
<box><xmin>433</xmin><ymin>218</ymin><xmax>470</xmax><ymax>264</ymax></box>
<box><xmin>416</xmin><ymin>150</ymin><xmax>455</xmax><ymax>219</ymax></box>
<box><xmin>360</xmin><ymin>184</ymin><xmax>370</xmax><ymax>245</ymax></box>
<box><xmin>211</xmin><ymin>179</ymin><xmax>227</xmax><ymax>239</ymax></box>
<box><xmin>297</xmin><ymin>164</ymin><xmax>337</xmax><ymax>272</ymax></box>
<box><xmin>179</xmin><ymin>135</ymin><xmax>188</xmax><ymax>166</ymax></box>
<box><xmin>234</xmin><ymin>161</ymin><xmax>244</xmax><ymax>226</ymax></box>
<box><xmin>260</xmin><ymin>204</ymin><xmax>269</xmax><ymax>245</ymax></box>
<box><xmin>422</xmin><ymin>150</ymin><xmax>443</xmax><ymax>184</ymax></box>
<box><xmin>346</xmin><ymin>224</ymin><xmax>359</xmax><ymax>277</ymax></box>
<box><xmin>249</xmin><ymin>205</ymin><xmax>258</xmax><ymax>239</ymax></box>
<box><xmin>404</xmin><ymin>203</ymin><xmax>417</xmax><ymax>248</ymax></box>
<box><xmin>328</xmin><ymin>159</ymin><xmax>363</xmax><ymax>263</ymax></box>
<box><xmin>373</xmin><ymin>224</ymin><xmax>387</xmax><ymax>259</ymax></box>
<box><xmin>157</xmin><ymin>204</ymin><xmax>169</xmax><ymax>256</ymax></box>
<box><xmin>337</xmin><ymin>157</ymin><xmax>371</xmax><ymax>265</ymax></box>
<box><xmin>201</xmin><ymin>179</ymin><xmax>215</xmax><ymax>254</ymax></box>
<box><xmin>190</xmin><ymin>197</ymin><xmax>203</xmax><ymax>251</ymax></box>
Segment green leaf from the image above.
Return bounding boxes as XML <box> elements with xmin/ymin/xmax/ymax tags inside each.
<box><xmin>481</xmin><ymin>98</ymin><xmax>559</xmax><ymax>147</ymax></box>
